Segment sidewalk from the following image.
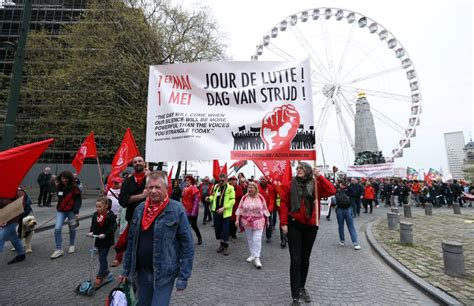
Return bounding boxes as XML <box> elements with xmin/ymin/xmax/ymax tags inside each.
<box><xmin>370</xmin><ymin>206</ymin><xmax>474</xmax><ymax>304</ymax></box>
<box><xmin>32</xmin><ymin>198</ymin><xmax>98</xmax><ymax>233</ymax></box>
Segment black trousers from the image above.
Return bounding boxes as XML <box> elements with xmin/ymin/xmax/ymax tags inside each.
<box><xmin>187</xmin><ymin>216</ymin><xmax>202</xmax><ymax>241</ymax></box>
<box><xmin>287</xmin><ymin>219</ymin><xmax>318</xmax><ymax>299</ymax></box>
<box><xmin>38</xmin><ymin>186</ymin><xmax>49</xmax><ymax>205</ymax></box>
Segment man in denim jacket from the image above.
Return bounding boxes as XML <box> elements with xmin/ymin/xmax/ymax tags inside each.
<box><xmin>120</xmin><ymin>171</ymin><xmax>194</xmax><ymax>306</ymax></box>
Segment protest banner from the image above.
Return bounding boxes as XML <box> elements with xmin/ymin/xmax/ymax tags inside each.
<box><xmin>146</xmin><ymin>59</ymin><xmax>314</xmax><ymax>161</ymax></box>
<box><xmin>0</xmin><ymin>197</ymin><xmax>23</xmax><ymax>224</ymax></box>
<box><xmin>346</xmin><ymin>163</ymin><xmax>395</xmax><ymax>178</ymax></box>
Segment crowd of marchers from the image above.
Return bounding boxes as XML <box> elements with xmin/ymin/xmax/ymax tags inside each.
<box><xmin>2</xmin><ymin>160</ymin><xmax>474</xmax><ymax>306</ymax></box>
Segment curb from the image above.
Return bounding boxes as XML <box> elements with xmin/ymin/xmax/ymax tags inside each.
<box><xmin>366</xmin><ymin>219</ymin><xmax>462</xmax><ymax>306</ymax></box>
<box><xmin>35</xmin><ymin>213</ymin><xmax>95</xmax><ymax>233</ymax></box>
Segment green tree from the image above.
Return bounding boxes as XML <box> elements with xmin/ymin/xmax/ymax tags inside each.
<box><xmin>23</xmin><ymin>0</ymin><xmax>226</xmax><ymax>162</ymax></box>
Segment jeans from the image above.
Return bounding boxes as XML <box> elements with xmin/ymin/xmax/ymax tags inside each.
<box><xmin>54</xmin><ymin>211</ymin><xmax>76</xmax><ymax>250</ymax></box>
<box><xmin>213</xmin><ymin>212</ymin><xmax>229</xmax><ymax>242</ymax></box>
<box><xmin>287</xmin><ymin>219</ymin><xmax>318</xmax><ymax>299</ymax></box>
<box><xmin>136</xmin><ymin>268</ymin><xmax>174</xmax><ymax>306</ymax></box>
<box><xmin>0</xmin><ymin>223</ymin><xmax>25</xmax><ymax>255</ymax></box>
<box><xmin>202</xmin><ymin>201</ymin><xmax>212</xmax><ymax>223</ymax></box>
<box><xmin>336</xmin><ymin>207</ymin><xmax>358</xmax><ymax>245</ymax></box>
<box><xmin>245</xmin><ymin>228</ymin><xmax>263</xmax><ymax>257</ymax></box>
<box><xmin>350</xmin><ymin>198</ymin><xmax>361</xmax><ymax>216</ymax></box>
<box><xmin>98</xmin><ymin>247</ymin><xmax>110</xmax><ymax>277</ymax></box>
<box><xmin>187</xmin><ymin>216</ymin><xmax>202</xmax><ymax>241</ymax></box>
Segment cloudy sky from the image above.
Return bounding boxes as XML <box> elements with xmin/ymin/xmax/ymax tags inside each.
<box><xmin>176</xmin><ymin>0</ymin><xmax>473</xmax><ymax>177</ymax></box>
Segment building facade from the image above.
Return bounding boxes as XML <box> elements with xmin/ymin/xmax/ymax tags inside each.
<box><xmin>0</xmin><ymin>0</ymin><xmax>88</xmax><ymax>162</ymax></box>
<box><xmin>444</xmin><ymin>131</ymin><xmax>465</xmax><ymax>179</ymax></box>
<box><xmin>463</xmin><ymin>141</ymin><xmax>474</xmax><ymax>182</ymax></box>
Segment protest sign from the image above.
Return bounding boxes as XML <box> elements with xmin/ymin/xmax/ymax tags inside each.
<box><xmin>146</xmin><ymin>59</ymin><xmax>314</xmax><ymax>161</ymax></box>
<box><xmin>346</xmin><ymin>163</ymin><xmax>395</xmax><ymax>178</ymax></box>
<box><xmin>0</xmin><ymin>197</ymin><xmax>24</xmax><ymax>225</ymax></box>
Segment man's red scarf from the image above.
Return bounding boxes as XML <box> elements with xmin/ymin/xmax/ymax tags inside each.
<box><xmin>134</xmin><ymin>171</ymin><xmax>146</xmax><ymax>185</ymax></box>
<box><xmin>141</xmin><ymin>196</ymin><xmax>169</xmax><ymax>230</ymax></box>
<box><xmin>97</xmin><ymin>211</ymin><xmax>107</xmax><ymax>227</ymax></box>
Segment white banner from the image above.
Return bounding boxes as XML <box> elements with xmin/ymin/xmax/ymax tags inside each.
<box><xmin>146</xmin><ymin>59</ymin><xmax>314</xmax><ymax>162</ymax></box>
<box><xmin>346</xmin><ymin>163</ymin><xmax>395</xmax><ymax>178</ymax></box>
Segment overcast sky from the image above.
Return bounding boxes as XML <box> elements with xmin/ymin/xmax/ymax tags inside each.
<box><xmin>176</xmin><ymin>0</ymin><xmax>473</xmax><ymax>177</ymax></box>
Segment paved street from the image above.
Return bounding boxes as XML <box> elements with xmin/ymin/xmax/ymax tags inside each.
<box><xmin>1</xmin><ymin>205</ymin><xmax>435</xmax><ymax>305</ymax></box>
<box><xmin>374</xmin><ymin>207</ymin><xmax>474</xmax><ymax>304</ymax></box>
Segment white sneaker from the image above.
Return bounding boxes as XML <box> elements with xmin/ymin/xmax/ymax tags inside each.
<box><xmin>51</xmin><ymin>249</ymin><xmax>64</xmax><ymax>259</ymax></box>
<box><xmin>246</xmin><ymin>255</ymin><xmax>255</xmax><ymax>263</ymax></box>
<box><xmin>254</xmin><ymin>257</ymin><xmax>262</xmax><ymax>269</ymax></box>
<box><xmin>354</xmin><ymin>244</ymin><xmax>361</xmax><ymax>250</ymax></box>
<box><xmin>339</xmin><ymin>241</ymin><xmax>345</xmax><ymax>246</ymax></box>
<box><xmin>68</xmin><ymin>245</ymin><xmax>75</xmax><ymax>254</ymax></box>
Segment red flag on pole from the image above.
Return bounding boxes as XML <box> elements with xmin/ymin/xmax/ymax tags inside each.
<box><xmin>212</xmin><ymin>160</ymin><xmax>228</xmax><ymax>180</ymax></box>
<box><xmin>71</xmin><ymin>131</ymin><xmax>97</xmax><ymax>174</ymax></box>
<box><xmin>107</xmin><ymin>128</ymin><xmax>140</xmax><ymax>188</ymax></box>
<box><xmin>212</xmin><ymin>160</ymin><xmax>220</xmax><ymax>181</ymax></box>
<box><xmin>167</xmin><ymin>165</ymin><xmax>174</xmax><ymax>196</ymax></box>
<box><xmin>253</xmin><ymin>160</ymin><xmax>292</xmax><ymax>197</ymax></box>
<box><xmin>0</xmin><ymin>138</ymin><xmax>54</xmax><ymax>198</ymax></box>
<box><xmin>424</xmin><ymin>172</ymin><xmax>432</xmax><ymax>187</ymax></box>
<box><xmin>221</xmin><ymin>163</ymin><xmax>228</xmax><ymax>176</ymax></box>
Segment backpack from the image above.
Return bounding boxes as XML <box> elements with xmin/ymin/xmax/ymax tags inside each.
<box><xmin>335</xmin><ymin>189</ymin><xmax>351</xmax><ymax>209</ymax></box>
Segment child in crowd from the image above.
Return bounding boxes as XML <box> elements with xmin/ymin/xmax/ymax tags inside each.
<box><xmin>88</xmin><ymin>197</ymin><xmax>116</xmax><ymax>288</ymax></box>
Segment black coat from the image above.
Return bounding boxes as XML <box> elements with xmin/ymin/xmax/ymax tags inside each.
<box><xmin>90</xmin><ymin>211</ymin><xmax>116</xmax><ymax>248</ymax></box>
<box><xmin>119</xmin><ymin>175</ymin><xmax>146</xmax><ymax>223</ymax></box>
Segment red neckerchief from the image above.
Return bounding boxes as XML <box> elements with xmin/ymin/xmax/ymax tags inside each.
<box><xmin>141</xmin><ymin>196</ymin><xmax>169</xmax><ymax>231</ymax></box>
<box><xmin>97</xmin><ymin>211</ymin><xmax>107</xmax><ymax>227</ymax></box>
<box><xmin>134</xmin><ymin>171</ymin><xmax>146</xmax><ymax>185</ymax></box>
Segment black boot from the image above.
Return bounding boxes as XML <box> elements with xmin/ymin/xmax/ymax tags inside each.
<box><xmin>216</xmin><ymin>242</ymin><xmax>225</xmax><ymax>253</ymax></box>
<box><xmin>8</xmin><ymin>254</ymin><xmax>25</xmax><ymax>265</ymax></box>
<box><xmin>197</xmin><ymin>237</ymin><xmax>203</xmax><ymax>245</ymax></box>
<box><xmin>222</xmin><ymin>242</ymin><xmax>229</xmax><ymax>256</ymax></box>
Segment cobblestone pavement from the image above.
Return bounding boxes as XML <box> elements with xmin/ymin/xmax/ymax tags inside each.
<box><xmin>1</xmin><ymin>205</ymin><xmax>435</xmax><ymax>305</ymax></box>
<box><xmin>373</xmin><ymin>206</ymin><xmax>474</xmax><ymax>304</ymax></box>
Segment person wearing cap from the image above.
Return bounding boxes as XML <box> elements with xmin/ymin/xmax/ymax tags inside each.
<box><xmin>37</xmin><ymin>167</ymin><xmax>52</xmax><ymax>207</ymax></box>
<box><xmin>182</xmin><ymin>175</ymin><xmax>202</xmax><ymax>245</ymax></box>
<box><xmin>198</xmin><ymin>176</ymin><xmax>213</xmax><ymax>225</ymax></box>
<box><xmin>279</xmin><ymin>162</ymin><xmax>336</xmax><ymax>305</ymax></box>
<box><xmin>107</xmin><ymin>176</ymin><xmax>126</xmax><ymax>233</ymax></box>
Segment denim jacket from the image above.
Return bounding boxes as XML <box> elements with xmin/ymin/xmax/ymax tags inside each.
<box><xmin>122</xmin><ymin>199</ymin><xmax>194</xmax><ymax>290</ymax></box>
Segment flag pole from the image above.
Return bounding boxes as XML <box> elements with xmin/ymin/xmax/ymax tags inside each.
<box><xmin>313</xmin><ymin>145</ymin><xmax>319</xmax><ymax>224</ymax></box>
<box><xmin>96</xmin><ymin>157</ymin><xmax>105</xmax><ymax>194</ymax></box>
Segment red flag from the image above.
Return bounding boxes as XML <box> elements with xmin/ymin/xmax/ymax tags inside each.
<box><xmin>0</xmin><ymin>138</ymin><xmax>54</xmax><ymax>198</ymax></box>
<box><xmin>167</xmin><ymin>165</ymin><xmax>174</xmax><ymax>196</ymax></box>
<box><xmin>107</xmin><ymin>128</ymin><xmax>140</xmax><ymax>188</ymax></box>
<box><xmin>424</xmin><ymin>172</ymin><xmax>432</xmax><ymax>187</ymax></box>
<box><xmin>229</xmin><ymin>160</ymin><xmax>247</xmax><ymax>173</ymax></box>
<box><xmin>253</xmin><ymin>160</ymin><xmax>292</xmax><ymax>197</ymax></box>
<box><xmin>212</xmin><ymin>160</ymin><xmax>228</xmax><ymax>180</ymax></box>
<box><xmin>212</xmin><ymin>160</ymin><xmax>220</xmax><ymax>181</ymax></box>
<box><xmin>71</xmin><ymin>131</ymin><xmax>97</xmax><ymax>174</ymax></box>
<box><xmin>221</xmin><ymin>163</ymin><xmax>228</xmax><ymax>176</ymax></box>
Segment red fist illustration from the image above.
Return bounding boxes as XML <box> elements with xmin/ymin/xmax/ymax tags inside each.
<box><xmin>261</xmin><ymin>105</ymin><xmax>300</xmax><ymax>151</ymax></box>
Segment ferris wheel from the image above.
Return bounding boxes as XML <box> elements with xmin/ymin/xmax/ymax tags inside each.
<box><xmin>251</xmin><ymin>7</ymin><xmax>421</xmax><ymax>167</ymax></box>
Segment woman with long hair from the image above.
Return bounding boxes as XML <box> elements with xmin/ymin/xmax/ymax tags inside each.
<box><xmin>280</xmin><ymin>162</ymin><xmax>336</xmax><ymax>305</ymax></box>
<box><xmin>51</xmin><ymin>171</ymin><xmax>82</xmax><ymax>259</ymax></box>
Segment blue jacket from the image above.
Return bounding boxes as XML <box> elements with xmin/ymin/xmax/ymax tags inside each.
<box><xmin>122</xmin><ymin>199</ymin><xmax>194</xmax><ymax>290</ymax></box>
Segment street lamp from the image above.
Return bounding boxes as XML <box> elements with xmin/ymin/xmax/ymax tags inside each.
<box><xmin>1</xmin><ymin>0</ymin><xmax>33</xmax><ymax>150</ymax></box>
